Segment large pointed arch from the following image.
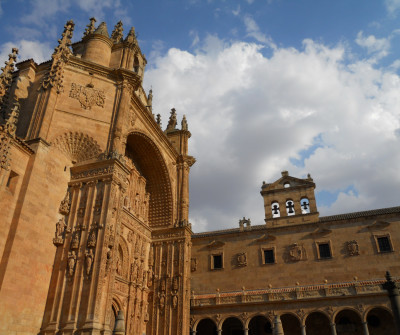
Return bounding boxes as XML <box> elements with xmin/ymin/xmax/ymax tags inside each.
<box><xmin>124</xmin><ymin>132</ymin><xmax>173</xmax><ymax>227</ymax></box>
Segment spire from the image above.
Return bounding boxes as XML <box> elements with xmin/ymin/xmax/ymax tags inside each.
<box><xmin>147</xmin><ymin>89</ymin><xmax>153</xmax><ymax>113</ymax></box>
<box><xmin>111</xmin><ymin>21</ymin><xmax>124</xmax><ymax>43</ymax></box>
<box><xmin>4</xmin><ymin>100</ymin><xmax>20</xmax><ymax>138</ymax></box>
<box><xmin>125</xmin><ymin>27</ymin><xmax>137</xmax><ymax>43</ymax></box>
<box><xmin>94</xmin><ymin>22</ymin><xmax>109</xmax><ymax>38</ymax></box>
<box><xmin>0</xmin><ymin>47</ymin><xmax>18</xmax><ymax>112</ymax></box>
<box><xmin>181</xmin><ymin>114</ymin><xmax>188</xmax><ymax>131</ymax></box>
<box><xmin>166</xmin><ymin>108</ymin><xmax>177</xmax><ymax>132</ymax></box>
<box><xmin>41</xmin><ymin>20</ymin><xmax>75</xmax><ymax>93</ymax></box>
<box><xmin>83</xmin><ymin>17</ymin><xmax>97</xmax><ymax>37</ymax></box>
<box><xmin>156</xmin><ymin>114</ymin><xmax>162</xmax><ymax>127</ymax></box>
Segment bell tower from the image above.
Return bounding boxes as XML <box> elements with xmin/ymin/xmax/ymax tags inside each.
<box><xmin>261</xmin><ymin>171</ymin><xmax>319</xmax><ymax>228</ymax></box>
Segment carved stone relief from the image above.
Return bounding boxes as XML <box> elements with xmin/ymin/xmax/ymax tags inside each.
<box><xmin>288</xmin><ymin>243</ymin><xmax>307</xmax><ymax>262</ymax></box>
<box><xmin>69</xmin><ymin>82</ymin><xmax>105</xmax><ymax>110</ymax></box>
<box><xmin>236</xmin><ymin>252</ymin><xmax>247</xmax><ymax>267</ymax></box>
<box><xmin>346</xmin><ymin>240</ymin><xmax>359</xmax><ymax>256</ymax></box>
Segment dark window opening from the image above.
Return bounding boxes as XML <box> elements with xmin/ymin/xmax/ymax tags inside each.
<box><xmin>367</xmin><ymin>315</ymin><xmax>381</xmax><ymax>328</ymax></box>
<box><xmin>6</xmin><ymin>170</ymin><xmax>19</xmax><ymax>194</ymax></box>
<box><xmin>377</xmin><ymin>237</ymin><xmax>392</xmax><ymax>252</ymax></box>
<box><xmin>264</xmin><ymin>249</ymin><xmax>275</xmax><ymax>264</ymax></box>
<box><xmin>213</xmin><ymin>255</ymin><xmax>222</xmax><ymax>269</ymax></box>
<box><xmin>318</xmin><ymin>243</ymin><xmax>331</xmax><ymax>259</ymax></box>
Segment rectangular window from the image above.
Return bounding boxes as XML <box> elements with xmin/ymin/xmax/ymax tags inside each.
<box><xmin>212</xmin><ymin>254</ymin><xmax>223</xmax><ymax>270</ymax></box>
<box><xmin>377</xmin><ymin>236</ymin><xmax>392</xmax><ymax>253</ymax></box>
<box><xmin>318</xmin><ymin>243</ymin><xmax>332</xmax><ymax>259</ymax></box>
<box><xmin>264</xmin><ymin>249</ymin><xmax>275</xmax><ymax>264</ymax></box>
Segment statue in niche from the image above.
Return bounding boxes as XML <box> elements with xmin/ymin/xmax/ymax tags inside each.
<box><xmin>116</xmin><ymin>255</ymin><xmax>122</xmax><ymax>276</ymax></box>
<box><xmin>71</xmin><ymin>231</ymin><xmax>80</xmax><ymax>249</ymax></box>
<box><xmin>85</xmin><ymin>249</ymin><xmax>94</xmax><ymax>275</ymax></box>
<box><xmin>191</xmin><ymin>258</ymin><xmax>198</xmax><ymax>272</ymax></box>
<box><xmin>172</xmin><ymin>295</ymin><xmax>178</xmax><ymax>309</ymax></box>
<box><xmin>160</xmin><ymin>278</ymin><xmax>166</xmax><ymax>292</ymax></box>
<box><xmin>159</xmin><ymin>293</ymin><xmax>165</xmax><ymax>310</ymax></box>
<box><xmin>147</xmin><ymin>269</ymin><xmax>154</xmax><ymax>287</ymax></box>
<box><xmin>87</xmin><ymin>229</ymin><xmax>96</xmax><ymax>248</ymax></box>
<box><xmin>173</xmin><ymin>276</ymin><xmax>179</xmax><ymax>292</ymax></box>
<box><xmin>346</xmin><ymin>240</ymin><xmax>360</xmax><ymax>256</ymax></box>
<box><xmin>59</xmin><ymin>191</ymin><xmax>71</xmax><ymax>215</ymax></box>
<box><xmin>237</xmin><ymin>252</ymin><xmax>247</xmax><ymax>267</ymax></box>
<box><xmin>68</xmin><ymin>251</ymin><xmax>76</xmax><ymax>276</ymax></box>
<box><xmin>106</xmin><ymin>248</ymin><xmax>112</xmax><ymax>272</ymax></box>
<box><xmin>55</xmin><ymin>217</ymin><xmax>67</xmax><ymax>239</ymax></box>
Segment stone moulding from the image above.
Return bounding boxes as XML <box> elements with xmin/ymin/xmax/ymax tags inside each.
<box><xmin>52</xmin><ymin>131</ymin><xmax>102</xmax><ymax>163</ymax></box>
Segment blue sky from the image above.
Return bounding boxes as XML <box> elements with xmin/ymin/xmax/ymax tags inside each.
<box><xmin>1</xmin><ymin>0</ymin><xmax>400</xmax><ymax>232</ymax></box>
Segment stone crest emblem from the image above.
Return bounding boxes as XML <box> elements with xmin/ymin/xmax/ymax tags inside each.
<box><xmin>289</xmin><ymin>243</ymin><xmax>306</xmax><ymax>261</ymax></box>
<box><xmin>346</xmin><ymin>240</ymin><xmax>359</xmax><ymax>256</ymax></box>
<box><xmin>237</xmin><ymin>252</ymin><xmax>247</xmax><ymax>267</ymax></box>
<box><xmin>69</xmin><ymin>83</ymin><xmax>105</xmax><ymax>110</ymax></box>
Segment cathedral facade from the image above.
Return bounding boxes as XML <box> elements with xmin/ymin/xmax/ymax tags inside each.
<box><xmin>0</xmin><ymin>19</ymin><xmax>399</xmax><ymax>335</ymax></box>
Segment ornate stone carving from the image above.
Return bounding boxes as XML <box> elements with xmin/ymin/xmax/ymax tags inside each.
<box><xmin>69</xmin><ymin>82</ymin><xmax>106</xmax><ymax>110</ymax></box>
<box><xmin>288</xmin><ymin>243</ymin><xmax>307</xmax><ymax>262</ymax></box>
<box><xmin>67</xmin><ymin>251</ymin><xmax>76</xmax><ymax>277</ymax></box>
<box><xmin>83</xmin><ymin>17</ymin><xmax>96</xmax><ymax>37</ymax></box>
<box><xmin>172</xmin><ymin>294</ymin><xmax>178</xmax><ymax>309</ymax></box>
<box><xmin>0</xmin><ymin>48</ymin><xmax>18</xmax><ymax>114</ymax></box>
<box><xmin>3</xmin><ymin>101</ymin><xmax>20</xmax><ymax>137</ymax></box>
<box><xmin>346</xmin><ymin>240</ymin><xmax>359</xmax><ymax>256</ymax></box>
<box><xmin>236</xmin><ymin>252</ymin><xmax>247</xmax><ymax>267</ymax></box>
<box><xmin>190</xmin><ymin>258</ymin><xmax>198</xmax><ymax>272</ymax></box>
<box><xmin>111</xmin><ymin>21</ymin><xmax>124</xmax><ymax>43</ymax></box>
<box><xmin>85</xmin><ymin>248</ymin><xmax>94</xmax><ymax>276</ymax></box>
<box><xmin>0</xmin><ymin>130</ymin><xmax>11</xmax><ymax>171</ymax></box>
<box><xmin>59</xmin><ymin>190</ymin><xmax>71</xmax><ymax>215</ymax></box>
<box><xmin>42</xmin><ymin>20</ymin><xmax>74</xmax><ymax>93</ymax></box>
<box><xmin>87</xmin><ymin>228</ymin><xmax>97</xmax><ymax>248</ymax></box>
<box><xmin>166</xmin><ymin>108</ymin><xmax>177</xmax><ymax>132</ymax></box>
<box><xmin>70</xmin><ymin>231</ymin><xmax>80</xmax><ymax>249</ymax></box>
<box><xmin>53</xmin><ymin>131</ymin><xmax>102</xmax><ymax>164</ymax></box>
<box><xmin>53</xmin><ymin>217</ymin><xmax>68</xmax><ymax>246</ymax></box>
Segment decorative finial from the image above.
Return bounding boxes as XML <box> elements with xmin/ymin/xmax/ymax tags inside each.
<box><xmin>147</xmin><ymin>88</ymin><xmax>153</xmax><ymax>113</ymax></box>
<box><xmin>83</xmin><ymin>17</ymin><xmax>97</xmax><ymax>37</ymax></box>
<box><xmin>41</xmin><ymin>20</ymin><xmax>75</xmax><ymax>93</ymax></box>
<box><xmin>94</xmin><ymin>22</ymin><xmax>109</xmax><ymax>38</ymax></box>
<box><xmin>0</xmin><ymin>47</ymin><xmax>18</xmax><ymax>113</ymax></box>
<box><xmin>4</xmin><ymin>100</ymin><xmax>20</xmax><ymax>137</ymax></box>
<box><xmin>166</xmin><ymin>108</ymin><xmax>177</xmax><ymax>132</ymax></box>
<box><xmin>181</xmin><ymin>114</ymin><xmax>188</xmax><ymax>131</ymax></box>
<box><xmin>111</xmin><ymin>21</ymin><xmax>124</xmax><ymax>43</ymax></box>
<box><xmin>125</xmin><ymin>27</ymin><xmax>137</xmax><ymax>43</ymax></box>
<box><xmin>156</xmin><ymin>114</ymin><xmax>162</xmax><ymax>127</ymax></box>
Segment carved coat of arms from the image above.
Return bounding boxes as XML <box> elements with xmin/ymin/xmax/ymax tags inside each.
<box><xmin>346</xmin><ymin>240</ymin><xmax>359</xmax><ymax>256</ymax></box>
<box><xmin>289</xmin><ymin>243</ymin><xmax>306</xmax><ymax>261</ymax></box>
<box><xmin>237</xmin><ymin>252</ymin><xmax>247</xmax><ymax>267</ymax></box>
<box><xmin>69</xmin><ymin>83</ymin><xmax>105</xmax><ymax>110</ymax></box>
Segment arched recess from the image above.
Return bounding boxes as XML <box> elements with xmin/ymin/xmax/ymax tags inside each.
<box><xmin>116</xmin><ymin>235</ymin><xmax>130</xmax><ymax>280</ymax></box>
<box><xmin>281</xmin><ymin>313</ymin><xmax>301</xmax><ymax>335</ymax></box>
<box><xmin>196</xmin><ymin>318</ymin><xmax>218</xmax><ymax>335</ymax></box>
<box><xmin>222</xmin><ymin>317</ymin><xmax>244</xmax><ymax>335</ymax></box>
<box><xmin>110</xmin><ymin>297</ymin><xmax>123</xmax><ymax>332</ymax></box>
<box><xmin>335</xmin><ymin>309</ymin><xmax>363</xmax><ymax>335</ymax></box>
<box><xmin>305</xmin><ymin>311</ymin><xmax>331</xmax><ymax>335</ymax></box>
<box><xmin>248</xmin><ymin>315</ymin><xmax>272</xmax><ymax>335</ymax></box>
<box><xmin>52</xmin><ymin>131</ymin><xmax>102</xmax><ymax>163</ymax></box>
<box><xmin>124</xmin><ymin>132</ymin><xmax>173</xmax><ymax>227</ymax></box>
<box><xmin>366</xmin><ymin>307</ymin><xmax>395</xmax><ymax>335</ymax></box>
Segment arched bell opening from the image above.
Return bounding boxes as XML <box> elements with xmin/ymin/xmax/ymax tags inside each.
<box><xmin>196</xmin><ymin>318</ymin><xmax>218</xmax><ymax>335</ymax></box>
<box><xmin>366</xmin><ymin>307</ymin><xmax>395</xmax><ymax>335</ymax></box>
<box><xmin>335</xmin><ymin>309</ymin><xmax>363</xmax><ymax>335</ymax></box>
<box><xmin>124</xmin><ymin>132</ymin><xmax>173</xmax><ymax>228</ymax></box>
<box><xmin>248</xmin><ymin>315</ymin><xmax>272</xmax><ymax>335</ymax></box>
<box><xmin>222</xmin><ymin>317</ymin><xmax>244</xmax><ymax>335</ymax></box>
<box><xmin>281</xmin><ymin>314</ymin><xmax>301</xmax><ymax>335</ymax></box>
<box><xmin>305</xmin><ymin>312</ymin><xmax>331</xmax><ymax>335</ymax></box>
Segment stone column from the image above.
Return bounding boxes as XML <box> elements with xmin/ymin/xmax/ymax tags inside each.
<box><xmin>244</xmin><ymin>328</ymin><xmax>249</xmax><ymax>335</ymax></box>
<box><xmin>191</xmin><ymin>331</ymin><xmax>197</xmax><ymax>335</ymax></box>
<box><xmin>330</xmin><ymin>323</ymin><xmax>337</xmax><ymax>335</ymax></box>
<box><xmin>217</xmin><ymin>329</ymin><xmax>222</xmax><ymax>335</ymax></box>
<box><xmin>362</xmin><ymin>321</ymin><xmax>369</xmax><ymax>335</ymax></box>
<box><xmin>383</xmin><ymin>271</ymin><xmax>400</xmax><ymax>334</ymax></box>
<box><xmin>300</xmin><ymin>324</ymin><xmax>306</xmax><ymax>335</ymax></box>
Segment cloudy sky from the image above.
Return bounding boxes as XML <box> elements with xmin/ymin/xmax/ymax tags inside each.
<box><xmin>1</xmin><ymin>0</ymin><xmax>400</xmax><ymax>232</ymax></box>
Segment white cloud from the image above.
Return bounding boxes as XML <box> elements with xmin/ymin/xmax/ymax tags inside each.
<box><xmin>189</xmin><ymin>30</ymin><xmax>200</xmax><ymax>47</ymax></box>
<box><xmin>356</xmin><ymin>31</ymin><xmax>391</xmax><ymax>60</ymax></box>
<box><xmin>232</xmin><ymin>5</ymin><xmax>241</xmax><ymax>16</ymax></box>
<box><xmin>144</xmin><ymin>36</ymin><xmax>400</xmax><ymax>232</ymax></box>
<box><xmin>385</xmin><ymin>0</ymin><xmax>400</xmax><ymax>15</ymax></box>
<box><xmin>0</xmin><ymin>40</ymin><xmax>53</xmax><ymax>65</ymax></box>
<box><xmin>243</xmin><ymin>14</ymin><xmax>275</xmax><ymax>47</ymax></box>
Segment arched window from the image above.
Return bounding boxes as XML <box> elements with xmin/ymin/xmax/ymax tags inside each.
<box><xmin>300</xmin><ymin>197</ymin><xmax>310</xmax><ymax>214</ymax></box>
<box><xmin>286</xmin><ymin>199</ymin><xmax>295</xmax><ymax>216</ymax></box>
<box><xmin>271</xmin><ymin>201</ymin><xmax>280</xmax><ymax>218</ymax></box>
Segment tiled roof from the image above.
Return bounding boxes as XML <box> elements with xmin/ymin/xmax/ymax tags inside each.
<box><xmin>192</xmin><ymin>206</ymin><xmax>400</xmax><ymax>238</ymax></box>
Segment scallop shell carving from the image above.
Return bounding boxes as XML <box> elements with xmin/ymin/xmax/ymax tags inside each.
<box><xmin>52</xmin><ymin>132</ymin><xmax>102</xmax><ymax>163</ymax></box>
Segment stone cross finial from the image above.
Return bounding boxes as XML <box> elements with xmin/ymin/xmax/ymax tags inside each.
<box><xmin>156</xmin><ymin>114</ymin><xmax>162</xmax><ymax>127</ymax></box>
<box><xmin>166</xmin><ymin>108</ymin><xmax>177</xmax><ymax>132</ymax></box>
<box><xmin>4</xmin><ymin>101</ymin><xmax>20</xmax><ymax>137</ymax></box>
<box><xmin>181</xmin><ymin>114</ymin><xmax>188</xmax><ymax>131</ymax></box>
<box><xmin>42</xmin><ymin>20</ymin><xmax>75</xmax><ymax>93</ymax></box>
<box><xmin>83</xmin><ymin>17</ymin><xmax>97</xmax><ymax>37</ymax></box>
<box><xmin>0</xmin><ymin>47</ymin><xmax>18</xmax><ymax>112</ymax></box>
<box><xmin>111</xmin><ymin>21</ymin><xmax>124</xmax><ymax>43</ymax></box>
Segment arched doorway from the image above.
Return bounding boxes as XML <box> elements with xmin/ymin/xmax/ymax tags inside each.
<box><xmin>281</xmin><ymin>314</ymin><xmax>301</xmax><ymax>335</ymax></box>
<box><xmin>110</xmin><ymin>305</ymin><xmax>117</xmax><ymax>332</ymax></box>
<box><xmin>335</xmin><ymin>309</ymin><xmax>363</xmax><ymax>335</ymax></box>
<box><xmin>196</xmin><ymin>318</ymin><xmax>218</xmax><ymax>335</ymax></box>
<box><xmin>367</xmin><ymin>307</ymin><xmax>395</xmax><ymax>335</ymax></box>
<box><xmin>305</xmin><ymin>312</ymin><xmax>330</xmax><ymax>335</ymax></box>
<box><xmin>222</xmin><ymin>317</ymin><xmax>244</xmax><ymax>335</ymax></box>
<box><xmin>248</xmin><ymin>315</ymin><xmax>272</xmax><ymax>335</ymax></box>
